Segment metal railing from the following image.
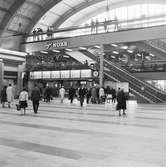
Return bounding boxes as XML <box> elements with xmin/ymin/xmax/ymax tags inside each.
<box><xmin>24</xmin><ymin>14</ymin><xmax>166</xmax><ymax>43</ymax></box>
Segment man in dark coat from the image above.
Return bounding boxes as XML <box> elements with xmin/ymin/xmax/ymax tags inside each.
<box><xmin>1</xmin><ymin>86</ymin><xmax>7</xmax><ymax>108</ymax></box>
<box><xmin>68</xmin><ymin>86</ymin><xmax>75</xmax><ymax>104</ymax></box>
<box><xmin>78</xmin><ymin>85</ymin><xmax>86</xmax><ymax>107</ymax></box>
<box><xmin>116</xmin><ymin>89</ymin><xmax>127</xmax><ymax>116</ymax></box>
<box><xmin>31</xmin><ymin>85</ymin><xmax>40</xmax><ymax>113</ymax></box>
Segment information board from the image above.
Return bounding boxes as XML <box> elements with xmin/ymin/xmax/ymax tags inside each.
<box><xmin>51</xmin><ymin>71</ymin><xmax>60</xmax><ymax>79</ymax></box>
<box><xmin>70</xmin><ymin>70</ymin><xmax>80</xmax><ymax>78</ymax></box>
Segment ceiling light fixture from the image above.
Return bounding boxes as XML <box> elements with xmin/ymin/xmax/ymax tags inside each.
<box><xmin>149</xmin><ymin>53</ymin><xmax>155</xmax><ymax>57</ymax></box>
<box><xmin>111</xmin><ymin>43</ymin><xmax>118</xmax><ymax>47</ymax></box>
<box><xmin>121</xmin><ymin>46</ymin><xmax>128</xmax><ymax>49</ymax></box>
<box><xmin>94</xmin><ymin>45</ymin><xmax>101</xmax><ymax>49</ymax></box>
<box><xmin>127</xmin><ymin>50</ymin><xmax>133</xmax><ymax>53</ymax></box>
<box><xmin>79</xmin><ymin>47</ymin><xmax>87</xmax><ymax>50</ymax></box>
<box><xmin>40</xmin><ymin>51</ymin><xmax>48</xmax><ymax>54</ymax></box>
<box><xmin>112</xmin><ymin>51</ymin><xmax>119</xmax><ymax>54</ymax></box>
<box><xmin>52</xmin><ymin>49</ymin><xmax>60</xmax><ymax>53</ymax></box>
<box><xmin>66</xmin><ymin>48</ymin><xmax>72</xmax><ymax>52</ymax></box>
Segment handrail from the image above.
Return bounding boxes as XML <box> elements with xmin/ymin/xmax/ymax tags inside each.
<box><xmin>104</xmin><ymin>58</ymin><xmax>166</xmax><ymax>94</ymax></box>
<box><xmin>24</xmin><ymin>14</ymin><xmax>166</xmax><ymax>43</ymax></box>
<box><xmin>104</xmin><ymin>68</ymin><xmax>163</xmax><ymax>103</ymax></box>
<box><xmin>82</xmin><ymin>49</ymin><xmax>165</xmax><ymax>102</ymax></box>
<box><xmin>146</xmin><ymin>39</ymin><xmax>166</xmax><ymax>53</ymax></box>
<box><xmin>104</xmin><ymin>71</ymin><xmax>154</xmax><ymax>103</ymax></box>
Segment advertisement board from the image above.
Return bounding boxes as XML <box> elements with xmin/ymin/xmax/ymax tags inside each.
<box><xmin>60</xmin><ymin>70</ymin><xmax>70</xmax><ymax>78</ymax></box>
<box><xmin>70</xmin><ymin>70</ymin><xmax>80</xmax><ymax>78</ymax></box>
<box><xmin>42</xmin><ymin>71</ymin><xmax>51</xmax><ymax>79</ymax></box>
<box><xmin>51</xmin><ymin>71</ymin><xmax>60</xmax><ymax>79</ymax></box>
<box><xmin>81</xmin><ymin>69</ymin><xmax>92</xmax><ymax>78</ymax></box>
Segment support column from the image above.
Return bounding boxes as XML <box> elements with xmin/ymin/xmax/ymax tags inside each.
<box><xmin>0</xmin><ymin>59</ymin><xmax>4</xmax><ymax>92</ymax></box>
<box><xmin>17</xmin><ymin>62</ymin><xmax>26</xmax><ymax>96</ymax></box>
<box><xmin>99</xmin><ymin>45</ymin><xmax>104</xmax><ymax>87</ymax></box>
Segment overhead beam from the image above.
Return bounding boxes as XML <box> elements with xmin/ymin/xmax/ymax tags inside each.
<box><xmin>24</xmin><ymin>25</ymin><xmax>166</xmax><ymax>53</ymax></box>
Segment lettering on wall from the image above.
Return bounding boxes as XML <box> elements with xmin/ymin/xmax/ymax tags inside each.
<box><xmin>45</xmin><ymin>41</ymin><xmax>68</xmax><ymax>49</ymax></box>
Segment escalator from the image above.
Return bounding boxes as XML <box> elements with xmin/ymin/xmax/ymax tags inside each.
<box><xmin>133</xmin><ymin>41</ymin><xmax>166</xmax><ymax>60</ymax></box>
<box><xmin>145</xmin><ymin>39</ymin><xmax>166</xmax><ymax>54</ymax></box>
<box><xmin>80</xmin><ymin>49</ymin><xmax>166</xmax><ymax>103</ymax></box>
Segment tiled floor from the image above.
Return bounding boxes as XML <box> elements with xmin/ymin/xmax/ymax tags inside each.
<box><xmin>0</xmin><ymin>99</ymin><xmax>166</xmax><ymax>167</ymax></box>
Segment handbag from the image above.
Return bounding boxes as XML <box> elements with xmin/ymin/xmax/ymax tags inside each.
<box><xmin>16</xmin><ymin>104</ymin><xmax>21</xmax><ymax>111</ymax></box>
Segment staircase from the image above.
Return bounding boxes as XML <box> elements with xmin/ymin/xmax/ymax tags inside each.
<box><xmin>80</xmin><ymin>50</ymin><xmax>166</xmax><ymax>103</ymax></box>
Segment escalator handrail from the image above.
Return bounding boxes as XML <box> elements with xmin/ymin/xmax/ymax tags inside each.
<box><xmin>104</xmin><ymin>58</ymin><xmax>166</xmax><ymax>95</ymax></box>
<box><xmin>104</xmin><ymin>70</ymin><xmax>164</xmax><ymax>103</ymax></box>
<box><xmin>104</xmin><ymin>71</ymin><xmax>155</xmax><ymax>103</ymax></box>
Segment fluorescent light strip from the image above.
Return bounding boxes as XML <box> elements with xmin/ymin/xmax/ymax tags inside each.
<box><xmin>112</xmin><ymin>51</ymin><xmax>119</xmax><ymax>54</ymax></box>
<box><xmin>150</xmin><ymin>53</ymin><xmax>155</xmax><ymax>57</ymax></box>
<box><xmin>52</xmin><ymin>50</ymin><xmax>60</xmax><ymax>53</ymax></box>
<box><xmin>94</xmin><ymin>45</ymin><xmax>101</xmax><ymax>49</ymax></box>
<box><xmin>127</xmin><ymin>50</ymin><xmax>133</xmax><ymax>53</ymax></box>
<box><xmin>121</xmin><ymin>46</ymin><xmax>128</xmax><ymax>49</ymax></box>
<box><xmin>66</xmin><ymin>48</ymin><xmax>72</xmax><ymax>52</ymax></box>
<box><xmin>40</xmin><ymin>51</ymin><xmax>48</xmax><ymax>54</ymax></box>
<box><xmin>111</xmin><ymin>44</ymin><xmax>118</xmax><ymax>47</ymax></box>
<box><xmin>79</xmin><ymin>47</ymin><xmax>87</xmax><ymax>50</ymax></box>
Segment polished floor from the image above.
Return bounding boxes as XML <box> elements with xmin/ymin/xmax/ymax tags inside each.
<box><xmin>0</xmin><ymin>99</ymin><xmax>166</xmax><ymax>167</ymax></box>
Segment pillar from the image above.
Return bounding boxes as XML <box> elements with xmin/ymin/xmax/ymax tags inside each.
<box><xmin>17</xmin><ymin>62</ymin><xmax>26</xmax><ymax>95</ymax></box>
<box><xmin>0</xmin><ymin>59</ymin><xmax>4</xmax><ymax>92</ymax></box>
<box><xmin>99</xmin><ymin>45</ymin><xmax>104</xmax><ymax>87</ymax></box>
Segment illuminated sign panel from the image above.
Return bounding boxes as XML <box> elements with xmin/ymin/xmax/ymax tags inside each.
<box><xmin>81</xmin><ymin>69</ymin><xmax>92</xmax><ymax>78</ymax></box>
<box><xmin>30</xmin><ymin>72</ymin><xmax>34</xmax><ymax>79</ymax></box>
<box><xmin>70</xmin><ymin>70</ymin><xmax>80</xmax><ymax>78</ymax></box>
<box><xmin>51</xmin><ymin>71</ymin><xmax>60</xmax><ymax>79</ymax></box>
<box><xmin>42</xmin><ymin>71</ymin><xmax>51</xmax><ymax>79</ymax></box>
<box><xmin>60</xmin><ymin>70</ymin><xmax>70</xmax><ymax>78</ymax></box>
<box><xmin>30</xmin><ymin>69</ymin><xmax>92</xmax><ymax>79</ymax></box>
<box><xmin>33</xmin><ymin>71</ymin><xmax>42</xmax><ymax>79</ymax></box>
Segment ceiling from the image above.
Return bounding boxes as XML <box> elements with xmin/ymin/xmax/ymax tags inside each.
<box><xmin>0</xmin><ymin>0</ymin><xmax>165</xmax><ymax>50</ymax></box>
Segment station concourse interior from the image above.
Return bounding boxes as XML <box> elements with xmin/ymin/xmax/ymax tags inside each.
<box><xmin>0</xmin><ymin>0</ymin><xmax>166</xmax><ymax>166</ymax></box>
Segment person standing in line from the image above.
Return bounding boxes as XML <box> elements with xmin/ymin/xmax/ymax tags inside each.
<box><xmin>99</xmin><ymin>87</ymin><xmax>105</xmax><ymax>103</ymax></box>
<box><xmin>1</xmin><ymin>86</ymin><xmax>7</xmax><ymax>108</ymax></box>
<box><xmin>78</xmin><ymin>85</ymin><xmax>86</xmax><ymax>108</ymax></box>
<box><xmin>111</xmin><ymin>88</ymin><xmax>116</xmax><ymax>103</ymax></box>
<box><xmin>6</xmin><ymin>84</ymin><xmax>13</xmax><ymax>108</ymax></box>
<box><xmin>86</xmin><ymin>87</ymin><xmax>91</xmax><ymax>104</ymax></box>
<box><xmin>68</xmin><ymin>85</ymin><xmax>75</xmax><ymax>104</ymax></box>
<box><xmin>59</xmin><ymin>86</ymin><xmax>65</xmax><ymax>103</ymax></box>
<box><xmin>116</xmin><ymin>88</ymin><xmax>127</xmax><ymax>116</ymax></box>
<box><xmin>19</xmin><ymin>88</ymin><xmax>28</xmax><ymax>115</ymax></box>
<box><xmin>31</xmin><ymin>85</ymin><xmax>40</xmax><ymax>114</ymax></box>
<box><xmin>91</xmin><ymin>86</ymin><xmax>97</xmax><ymax>104</ymax></box>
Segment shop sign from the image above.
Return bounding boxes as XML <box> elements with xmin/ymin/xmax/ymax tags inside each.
<box><xmin>45</xmin><ymin>41</ymin><xmax>68</xmax><ymax>49</ymax></box>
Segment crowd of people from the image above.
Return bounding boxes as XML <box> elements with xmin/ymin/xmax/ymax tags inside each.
<box><xmin>0</xmin><ymin>84</ymin><xmax>127</xmax><ymax>116</ymax></box>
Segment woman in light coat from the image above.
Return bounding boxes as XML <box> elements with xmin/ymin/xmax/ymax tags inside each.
<box><xmin>6</xmin><ymin>84</ymin><xmax>13</xmax><ymax>108</ymax></box>
<box><xmin>59</xmin><ymin>86</ymin><xmax>65</xmax><ymax>103</ymax></box>
<box><xmin>19</xmin><ymin>88</ymin><xmax>28</xmax><ymax>115</ymax></box>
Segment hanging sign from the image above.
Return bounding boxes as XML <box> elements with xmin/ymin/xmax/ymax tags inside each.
<box><xmin>45</xmin><ymin>41</ymin><xmax>68</xmax><ymax>49</ymax></box>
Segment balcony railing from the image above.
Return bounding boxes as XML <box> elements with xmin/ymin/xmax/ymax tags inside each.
<box><xmin>24</xmin><ymin>14</ymin><xmax>166</xmax><ymax>43</ymax></box>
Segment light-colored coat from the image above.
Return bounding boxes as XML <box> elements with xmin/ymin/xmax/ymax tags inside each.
<box><xmin>99</xmin><ymin>88</ymin><xmax>105</xmax><ymax>97</ymax></box>
<box><xmin>6</xmin><ymin>86</ymin><xmax>13</xmax><ymax>102</ymax></box>
<box><xmin>59</xmin><ymin>88</ymin><xmax>65</xmax><ymax>99</ymax></box>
